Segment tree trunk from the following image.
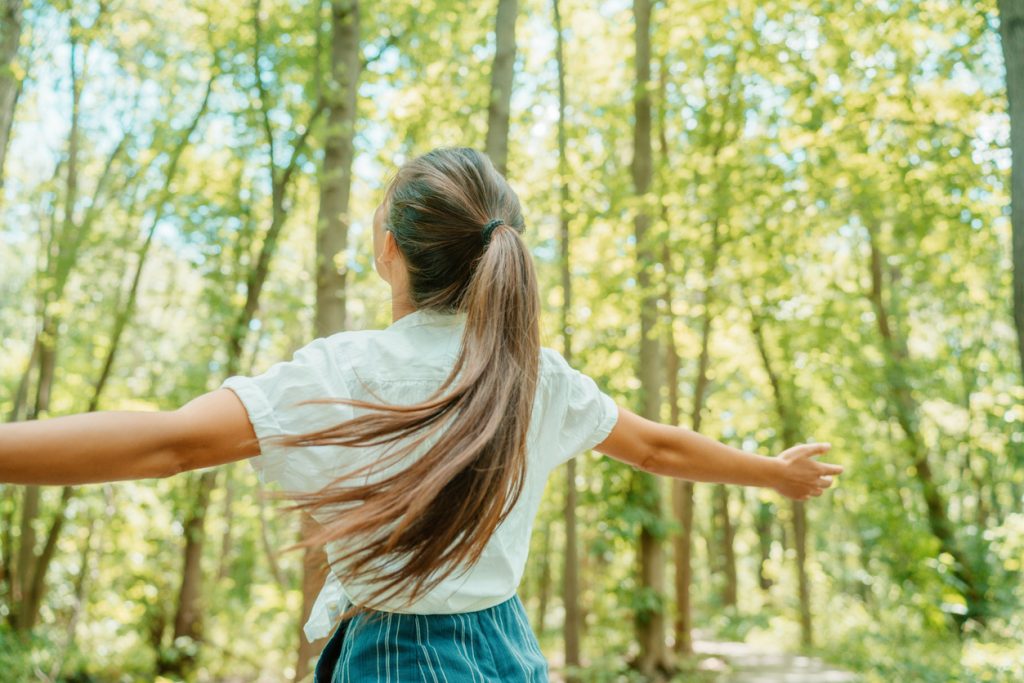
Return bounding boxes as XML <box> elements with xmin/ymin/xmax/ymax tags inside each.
<box><xmin>296</xmin><ymin>3</ymin><xmax>360</xmax><ymax>680</ymax></box>
<box><xmin>864</xmin><ymin>223</ymin><xmax>985</xmax><ymax>626</ymax></box>
<box><xmin>50</xmin><ymin>504</ymin><xmax>98</xmax><ymax>682</ymax></box>
<box><xmin>485</xmin><ymin>0</ymin><xmax>517</xmax><ymax>176</ymax></box>
<box><xmin>631</xmin><ymin>0</ymin><xmax>669</xmax><ymax>676</ymax></box>
<box><xmin>535</xmin><ymin>517</ymin><xmax>552</xmax><ymax>634</ymax></box>
<box><xmin>296</xmin><ymin>515</ymin><xmax>329</xmax><ymax>683</ymax></box>
<box><xmin>553</xmin><ymin>0</ymin><xmax>581</xmax><ymax>675</ymax></box>
<box><xmin>314</xmin><ymin>0</ymin><xmax>359</xmax><ymax>339</ymax></box>
<box><xmin>998</xmin><ymin>0</ymin><xmax>1024</xmax><ymax>384</ymax></box>
<box><xmin>754</xmin><ymin>500</ymin><xmax>774</xmax><ymax>592</ymax></box>
<box><xmin>666</xmin><ymin>300</ymin><xmax>698</xmax><ymax>656</ymax></box>
<box><xmin>713</xmin><ymin>485</ymin><xmax>737</xmax><ymax>608</ymax></box>
<box><xmin>159</xmin><ymin>470</ymin><xmax>219</xmax><ymax>677</ymax></box>
<box><xmin>792</xmin><ymin>500</ymin><xmax>811</xmax><ymax>643</ymax></box>
<box><xmin>217</xmin><ymin>467</ymin><xmax>235</xmax><ymax>581</ymax></box>
<box><xmin>0</xmin><ymin>0</ymin><xmax>23</xmax><ymax>190</ymax></box>
<box><xmin>750</xmin><ymin>309</ymin><xmax>812</xmax><ymax>647</ymax></box>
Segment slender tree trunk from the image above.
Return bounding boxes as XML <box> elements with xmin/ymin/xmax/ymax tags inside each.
<box><xmin>750</xmin><ymin>312</ymin><xmax>811</xmax><ymax>646</ymax></box>
<box><xmin>7</xmin><ymin>337</ymin><xmax>38</xmax><ymax>423</ymax></box>
<box><xmin>754</xmin><ymin>501</ymin><xmax>774</xmax><ymax>592</ymax></box>
<box><xmin>217</xmin><ymin>468</ymin><xmax>235</xmax><ymax>580</ymax></box>
<box><xmin>159</xmin><ymin>470</ymin><xmax>219</xmax><ymax>676</ymax></box>
<box><xmin>296</xmin><ymin>516</ymin><xmax>328</xmax><ymax>683</ymax></box>
<box><xmin>998</xmin><ymin>0</ymin><xmax>1024</xmax><ymax>384</ymax></box>
<box><xmin>654</xmin><ymin>52</ymin><xmax>696</xmax><ymax>658</ymax></box>
<box><xmin>631</xmin><ymin>0</ymin><xmax>670</xmax><ymax>676</ymax></box>
<box><xmin>314</xmin><ymin>0</ymin><xmax>359</xmax><ymax>339</ymax></box>
<box><xmin>0</xmin><ymin>0</ymin><xmax>23</xmax><ymax>190</ymax></box>
<box><xmin>665</xmin><ymin>302</ymin><xmax>694</xmax><ymax>656</ymax></box>
<box><xmin>713</xmin><ymin>485</ymin><xmax>737</xmax><ymax>608</ymax></box>
<box><xmin>863</xmin><ymin>223</ymin><xmax>985</xmax><ymax>626</ymax></box>
<box><xmin>257</xmin><ymin>482</ymin><xmax>285</xmax><ymax>586</ymax></box>
<box><xmin>296</xmin><ymin>3</ymin><xmax>360</xmax><ymax>680</ymax></box>
<box><xmin>792</xmin><ymin>500</ymin><xmax>810</xmax><ymax>642</ymax></box>
<box><xmin>485</xmin><ymin>0</ymin><xmax>517</xmax><ymax>175</ymax></box>
<box><xmin>553</xmin><ymin>0</ymin><xmax>581</xmax><ymax>675</ymax></box>
<box><xmin>50</xmin><ymin>490</ymin><xmax>104</xmax><ymax>682</ymax></box>
<box><xmin>535</xmin><ymin>518</ymin><xmax>552</xmax><ymax>634</ymax></box>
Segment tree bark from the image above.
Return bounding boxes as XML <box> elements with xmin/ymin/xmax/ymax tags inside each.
<box><xmin>0</xmin><ymin>0</ymin><xmax>23</xmax><ymax>190</ymax></box>
<box><xmin>314</xmin><ymin>0</ymin><xmax>359</xmax><ymax>339</ymax></box>
<box><xmin>485</xmin><ymin>0</ymin><xmax>517</xmax><ymax>176</ymax></box>
<box><xmin>553</xmin><ymin>0</ymin><xmax>581</xmax><ymax>675</ymax></box>
<box><xmin>998</xmin><ymin>0</ymin><xmax>1024</xmax><ymax>385</ymax></box>
<box><xmin>666</xmin><ymin>303</ymin><xmax>695</xmax><ymax>656</ymax></box>
<box><xmin>713</xmin><ymin>485</ymin><xmax>737</xmax><ymax>608</ymax></box>
<box><xmin>159</xmin><ymin>470</ymin><xmax>219</xmax><ymax>677</ymax></box>
<box><xmin>631</xmin><ymin>0</ymin><xmax>670</xmax><ymax>676</ymax></box>
<box><xmin>296</xmin><ymin>2</ymin><xmax>360</xmax><ymax>679</ymax></box>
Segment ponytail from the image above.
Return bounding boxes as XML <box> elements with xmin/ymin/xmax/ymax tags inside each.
<box><xmin>266</xmin><ymin>148</ymin><xmax>540</xmax><ymax>614</ymax></box>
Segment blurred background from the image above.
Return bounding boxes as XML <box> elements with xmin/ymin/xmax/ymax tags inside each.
<box><xmin>1</xmin><ymin>0</ymin><xmax>1022</xmax><ymax>681</ymax></box>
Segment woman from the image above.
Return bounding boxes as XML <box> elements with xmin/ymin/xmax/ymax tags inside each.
<box><xmin>0</xmin><ymin>147</ymin><xmax>842</xmax><ymax>681</ymax></box>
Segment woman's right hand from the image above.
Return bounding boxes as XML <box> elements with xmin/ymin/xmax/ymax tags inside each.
<box><xmin>772</xmin><ymin>443</ymin><xmax>844</xmax><ymax>501</ymax></box>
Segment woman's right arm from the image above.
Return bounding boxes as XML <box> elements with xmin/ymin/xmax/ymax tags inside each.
<box><xmin>593</xmin><ymin>405</ymin><xmax>843</xmax><ymax>501</ymax></box>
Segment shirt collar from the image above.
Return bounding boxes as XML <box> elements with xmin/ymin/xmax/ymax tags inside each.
<box><xmin>385</xmin><ymin>307</ymin><xmax>467</xmax><ymax>332</ymax></box>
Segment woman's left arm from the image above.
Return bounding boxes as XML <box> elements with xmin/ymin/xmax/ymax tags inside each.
<box><xmin>0</xmin><ymin>389</ymin><xmax>259</xmax><ymax>485</ymax></box>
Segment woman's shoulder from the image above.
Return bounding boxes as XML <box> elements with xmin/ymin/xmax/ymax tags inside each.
<box><xmin>537</xmin><ymin>347</ymin><xmax>600</xmax><ymax>397</ymax></box>
<box><xmin>538</xmin><ymin>346</ymin><xmax>579</xmax><ymax>378</ymax></box>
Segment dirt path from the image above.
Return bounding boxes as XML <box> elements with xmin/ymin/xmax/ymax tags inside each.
<box><xmin>693</xmin><ymin>637</ymin><xmax>860</xmax><ymax>682</ymax></box>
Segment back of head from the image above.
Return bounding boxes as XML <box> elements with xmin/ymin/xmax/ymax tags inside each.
<box><xmin>272</xmin><ymin>147</ymin><xmax>541</xmax><ymax>612</ymax></box>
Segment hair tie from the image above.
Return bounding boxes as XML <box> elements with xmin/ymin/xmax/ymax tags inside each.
<box><xmin>481</xmin><ymin>218</ymin><xmax>505</xmax><ymax>246</ymax></box>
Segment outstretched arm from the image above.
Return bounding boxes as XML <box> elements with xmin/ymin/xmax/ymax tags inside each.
<box><xmin>594</xmin><ymin>405</ymin><xmax>842</xmax><ymax>501</ymax></box>
<box><xmin>0</xmin><ymin>389</ymin><xmax>259</xmax><ymax>485</ymax></box>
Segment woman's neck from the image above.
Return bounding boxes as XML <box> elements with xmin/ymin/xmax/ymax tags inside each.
<box><xmin>391</xmin><ymin>293</ymin><xmax>416</xmax><ymax>323</ymax></box>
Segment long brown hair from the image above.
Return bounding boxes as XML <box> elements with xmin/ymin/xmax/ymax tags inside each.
<box><xmin>265</xmin><ymin>147</ymin><xmax>540</xmax><ymax>614</ymax></box>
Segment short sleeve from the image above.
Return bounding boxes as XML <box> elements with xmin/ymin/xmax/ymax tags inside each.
<box><xmin>541</xmin><ymin>349</ymin><xmax>620</xmax><ymax>468</ymax></box>
<box><xmin>220</xmin><ymin>336</ymin><xmax>356</xmax><ymax>491</ymax></box>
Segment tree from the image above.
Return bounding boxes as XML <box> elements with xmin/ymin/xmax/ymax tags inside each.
<box><xmin>297</xmin><ymin>1</ymin><xmax>361</xmax><ymax>680</ymax></box>
<box><xmin>0</xmin><ymin>0</ymin><xmax>23</xmax><ymax>190</ymax></box>
<box><xmin>998</xmin><ymin>0</ymin><xmax>1024</xmax><ymax>385</ymax></box>
<box><xmin>553</xmin><ymin>0</ymin><xmax>581</xmax><ymax>676</ymax></box>
<box><xmin>630</xmin><ymin>0</ymin><xmax>670</xmax><ymax>676</ymax></box>
<box><xmin>485</xmin><ymin>0</ymin><xmax>517</xmax><ymax>175</ymax></box>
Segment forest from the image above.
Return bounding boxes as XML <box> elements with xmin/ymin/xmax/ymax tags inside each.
<box><xmin>1</xmin><ymin>0</ymin><xmax>1023</xmax><ymax>681</ymax></box>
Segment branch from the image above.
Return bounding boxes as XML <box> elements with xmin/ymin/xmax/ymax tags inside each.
<box><xmin>362</xmin><ymin>27</ymin><xmax>402</xmax><ymax>70</ymax></box>
<box><xmin>252</xmin><ymin>0</ymin><xmax>276</xmax><ymax>182</ymax></box>
<box><xmin>278</xmin><ymin>97</ymin><xmax>326</xmax><ymax>194</ymax></box>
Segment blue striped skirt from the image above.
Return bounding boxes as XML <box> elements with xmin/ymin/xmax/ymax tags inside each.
<box><xmin>313</xmin><ymin>594</ymin><xmax>549</xmax><ymax>682</ymax></box>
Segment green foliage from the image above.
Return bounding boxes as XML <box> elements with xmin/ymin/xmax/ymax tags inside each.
<box><xmin>0</xmin><ymin>0</ymin><xmax>1021</xmax><ymax>680</ymax></box>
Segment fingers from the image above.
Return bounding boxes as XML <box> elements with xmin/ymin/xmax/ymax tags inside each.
<box><xmin>796</xmin><ymin>442</ymin><xmax>831</xmax><ymax>459</ymax></box>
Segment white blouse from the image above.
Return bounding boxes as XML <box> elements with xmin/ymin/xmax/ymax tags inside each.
<box><xmin>220</xmin><ymin>307</ymin><xmax>619</xmax><ymax>643</ymax></box>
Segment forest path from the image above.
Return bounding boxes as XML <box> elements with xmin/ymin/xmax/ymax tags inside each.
<box><xmin>693</xmin><ymin>637</ymin><xmax>861</xmax><ymax>682</ymax></box>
